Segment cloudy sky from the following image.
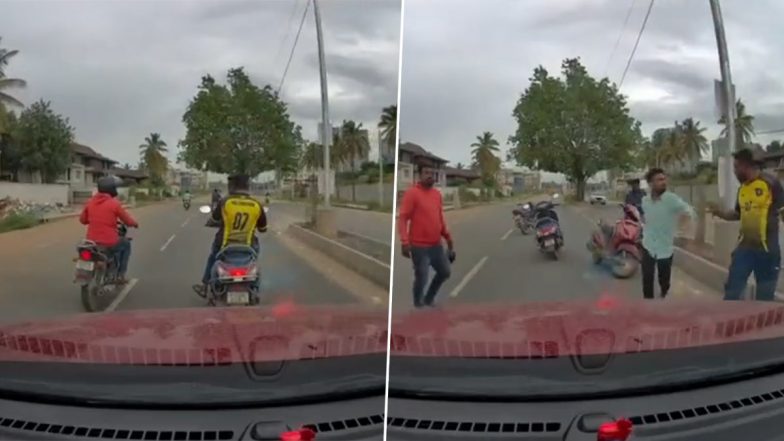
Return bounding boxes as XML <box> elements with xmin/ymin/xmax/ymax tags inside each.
<box><xmin>1</xmin><ymin>0</ymin><xmax>400</xmax><ymax>168</ymax></box>
<box><xmin>400</xmin><ymin>0</ymin><xmax>784</xmax><ymax>170</ymax></box>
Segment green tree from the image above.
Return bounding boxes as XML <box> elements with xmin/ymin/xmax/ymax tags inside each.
<box><xmin>301</xmin><ymin>141</ymin><xmax>324</xmax><ymax>171</ymax></box>
<box><xmin>766</xmin><ymin>140</ymin><xmax>783</xmax><ymax>153</ymax></box>
<box><xmin>12</xmin><ymin>100</ymin><xmax>73</xmax><ymax>183</ymax></box>
<box><xmin>470</xmin><ymin>131</ymin><xmax>502</xmax><ymax>195</ymax></box>
<box><xmin>456</xmin><ymin>162</ymin><xmax>465</xmax><ymax>169</ymax></box>
<box><xmin>719</xmin><ymin>99</ymin><xmax>755</xmax><ymax>147</ymax></box>
<box><xmin>378</xmin><ymin>104</ymin><xmax>396</xmax><ymax>155</ymax></box>
<box><xmin>338</xmin><ymin>120</ymin><xmax>370</xmax><ymax>202</ymax></box>
<box><xmin>139</xmin><ymin>132</ymin><xmax>168</xmax><ymax>186</ymax></box>
<box><xmin>509</xmin><ymin>58</ymin><xmax>641</xmax><ymax>200</ymax></box>
<box><xmin>679</xmin><ymin>117</ymin><xmax>708</xmax><ymax>160</ymax></box>
<box><xmin>0</xmin><ymin>37</ymin><xmax>27</xmax><ymax>134</ymax></box>
<box><xmin>179</xmin><ymin>68</ymin><xmax>303</xmax><ymax>179</ymax></box>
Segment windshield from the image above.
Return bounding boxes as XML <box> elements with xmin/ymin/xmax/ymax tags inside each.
<box><xmin>390</xmin><ymin>0</ymin><xmax>784</xmax><ymax>400</ymax></box>
<box><xmin>0</xmin><ymin>0</ymin><xmax>399</xmax><ymax>407</ymax></box>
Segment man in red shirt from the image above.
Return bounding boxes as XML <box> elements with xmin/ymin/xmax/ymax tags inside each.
<box><xmin>398</xmin><ymin>164</ymin><xmax>455</xmax><ymax>308</ymax></box>
<box><xmin>79</xmin><ymin>176</ymin><xmax>139</xmax><ymax>283</ymax></box>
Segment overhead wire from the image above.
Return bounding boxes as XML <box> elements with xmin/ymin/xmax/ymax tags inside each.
<box><xmin>274</xmin><ymin>0</ymin><xmax>304</xmax><ymax>65</ymax></box>
<box><xmin>619</xmin><ymin>0</ymin><xmax>655</xmax><ymax>89</ymax></box>
<box><xmin>604</xmin><ymin>0</ymin><xmax>637</xmax><ymax>78</ymax></box>
<box><xmin>277</xmin><ymin>0</ymin><xmax>311</xmax><ymax>95</ymax></box>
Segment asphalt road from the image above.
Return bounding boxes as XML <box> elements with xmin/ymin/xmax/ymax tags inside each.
<box><xmin>0</xmin><ymin>200</ymin><xmax>362</xmax><ymax>325</ymax></box>
<box><xmin>391</xmin><ymin>201</ymin><xmax>720</xmax><ymax>312</ymax></box>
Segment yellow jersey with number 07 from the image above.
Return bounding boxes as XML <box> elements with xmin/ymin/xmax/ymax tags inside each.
<box><xmin>220</xmin><ymin>194</ymin><xmax>264</xmax><ymax>248</ymax></box>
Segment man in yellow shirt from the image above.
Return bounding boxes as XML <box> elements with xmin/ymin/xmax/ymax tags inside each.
<box><xmin>711</xmin><ymin>149</ymin><xmax>784</xmax><ymax>301</ymax></box>
<box><xmin>194</xmin><ymin>174</ymin><xmax>267</xmax><ymax>296</ymax></box>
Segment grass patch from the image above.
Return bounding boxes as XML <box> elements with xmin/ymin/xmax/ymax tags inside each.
<box><xmin>0</xmin><ymin>212</ymin><xmax>40</xmax><ymax>233</ymax></box>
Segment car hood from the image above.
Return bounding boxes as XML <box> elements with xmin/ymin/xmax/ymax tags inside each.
<box><xmin>0</xmin><ymin>305</ymin><xmax>387</xmax><ymax>365</ymax></box>
<box><xmin>390</xmin><ymin>296</ymin><xmax>784</xmax><ymax>358</ymax></box>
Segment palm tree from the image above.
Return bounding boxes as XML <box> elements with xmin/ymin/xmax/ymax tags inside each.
<box><xmin>719</xmin><ymin>99</ymin><xmax>755</xmax><ymax>147</ymax></box>
<box><xmin>338</xmin><ymin>120</ymin><xmax>370</xmax><ymax>202</ymax></box>
<box><xmin>470</xmin><ymin>131</ymin><xmax>502</xmax><ymax>198</ymax></box>
<box><xmin>301</xmin><ymin>141</ymin><xmax>324</xmax><ymax>171</ymax></box>
<box><xmin>0</xmin><ymin>38</ymin><xmax>27</xmax><ymax>135</ymax></box>
<box><xmin>139</xmin><ymin>133</ymin><xmax>168</xmax><ymax>186</ymax></box>
<box><xmin>378</xmin><ymin>105</ymin><xmax>396</xmax><ymax>156</ymax></box>
<box><xmin>456</xmin><ymin>162</ymin><xmax>465</xmax><ymax>170</ymax></box>
<box><xmin>679</xmin><ymin>118</ymin><xmax>708</xmax><ymax>160</ymax></box>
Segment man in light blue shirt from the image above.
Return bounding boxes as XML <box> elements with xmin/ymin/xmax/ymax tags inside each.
<box><xmin>640</xmin><ymin>168</ymin><xmax>696</xmax><ymax>299</ymax></box>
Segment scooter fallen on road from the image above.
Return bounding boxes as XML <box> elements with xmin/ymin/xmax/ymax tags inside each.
<box><xmin>587</xmin><ymin>203</ymin><xmax>642</xmax><ymax>278</ymax></box>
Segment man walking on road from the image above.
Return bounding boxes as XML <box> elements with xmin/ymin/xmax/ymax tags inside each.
<box><xmin>710</xmin><ymin>149</ymin><xmax>784</xmax><ymax>301</ymax></box>
<box><xmin>640</xmin><ymin>168</ymin><xmax>695</xmax><ymax>299</ymax></box>
<box><xmin>398</xmin><ymin>164</ymin><xmax>455</xmax><ymax>308</ymax></box>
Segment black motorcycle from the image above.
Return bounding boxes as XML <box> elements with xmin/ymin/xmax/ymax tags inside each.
<box><xmin>512</xmin><ymin>203</ymin><xmax>535</xmax><ymax>235</ymax></box>
<box><xmin>532</xmin><ymin>200</ymin><xmax>563</xmax><ymax>259</ymax></box>
<box><xmin>74</xmin><ymin>223</ymin><xmax>132</xmax><ymax>312</ymax></box>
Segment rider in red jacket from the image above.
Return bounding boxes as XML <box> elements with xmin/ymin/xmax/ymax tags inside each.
<box><xmin>79</xmin><ymin>176</ymin><xmax>138</xmax><ymax>283</ymax></box>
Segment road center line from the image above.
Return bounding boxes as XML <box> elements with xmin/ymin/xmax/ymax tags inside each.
<box><xmin>160</xmin><ymin>234</ymin><xmax>176</xmax><ymax>252</ymax></box>
<box><xmin>105</xmin><ymin>278</ymin><xmax>139</xmax><ymax>312</ymax></box>
<box><xmin>181</xmin><ymin>217</ymin><xmax>191</xmax><ymax>227</ymax></box>
<box><xmin>501</xmin><ymin>227</ymin><xmax>515</xmax><ymax>241</ymax></box>
<box><xmin>449</xmin><ymin>256</ymin><xmax>489</xmax><ymax>298</ymax></box>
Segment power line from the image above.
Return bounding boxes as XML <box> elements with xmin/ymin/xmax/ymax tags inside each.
<box><xmin>757</xmin><ymin>128</ymin><xmax>784</xmax><ymax>135</ymax></box>
<box><xmin>277</xmin><ymin>0</ymin><xmax>311</xmax><ymax>95</ymax></box>
<box><xmin>619</xmin><ymin>0</ymin><xmax>654</xmax><ymax>89</ymax></box>
<box><xmin>274</xmin><ymin>0</ymin><xmax>303</xmax><ymax>65</ymax></box>
<box><xmin>604</xmin><ymin>0</ymin><xmax>637</xmax><ymax>78</ymax></box>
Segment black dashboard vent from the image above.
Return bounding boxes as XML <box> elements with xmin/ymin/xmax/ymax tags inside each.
<box><xmin>629</xmin><ymin>387</ymin><xmax>784</xmax><ymax>427</ymax></box>
<box><xmin>304</xmin><ymin>414</ymin><xmax>384</xmax><ymax>434</ymax></box>
<box><xmin>0</xmin><ymin>417</ymin><xmax>234</xmax><ymax>440</ymax></box>
<box><xmin>387</xmin><ymin>417</ymin><xmax>562</xmax><ymax>434</ymax></box>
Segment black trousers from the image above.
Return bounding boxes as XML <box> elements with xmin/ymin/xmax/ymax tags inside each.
<box><xmin>642</xmin><ymin>247</ymin><xmax>673</xmax><ymax>299</ymax></box>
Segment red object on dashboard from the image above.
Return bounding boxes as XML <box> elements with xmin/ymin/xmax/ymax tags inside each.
<box><xmin>280</xmin><ymin>427</ymin><xmax>316</xmax><ymax>441</ymax></box>
<box><xmin>597</xmin><ymin>418</ymin><xmax>632</xmax><ymax>441</ymax></box>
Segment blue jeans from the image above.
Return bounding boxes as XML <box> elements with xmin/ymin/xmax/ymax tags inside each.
<box><xmin>201</xmin><ymin>237</ymin><xmax>260</xmax><ymax>284</ymax></box>
<box><xmin>411</xmin><ymin>244</ymin><xmax>451</xmax><ymax>307</ymax></box>
<box><xmin>111</xmin><ymin>238</ymin><xmax>131</xmax><ymax>277</ymax></box>
<box><xmin>724</xmin><ymin>247</ymin><xmax>781</xmax><ymax>301</ymax></box>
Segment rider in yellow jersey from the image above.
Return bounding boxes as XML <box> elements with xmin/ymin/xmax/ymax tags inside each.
<box><xmin>194</xmin><ymin>174</ymin><xmax>267</xmax><ymax>296</ymax></box>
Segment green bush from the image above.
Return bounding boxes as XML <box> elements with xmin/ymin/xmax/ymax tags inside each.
<box><xmin>0</xmin><ymin>212</ymin><xmax>40</xmax><ymax>233</ymax></box>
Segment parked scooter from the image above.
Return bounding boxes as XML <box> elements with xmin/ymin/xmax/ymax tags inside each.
<box><xmin>512</xmin><ymin>203</ymin><xmax>534</xmax><ymax>235</ymax></box>
<box><xmin>587</xmin><ymin>203</ymin><xmax>642</xmax><ymax>278</ymax></box>
<box><xmin>533</xmin><ymin>199</ymin><xmax>564</xmax><ymax>259</ymax></box>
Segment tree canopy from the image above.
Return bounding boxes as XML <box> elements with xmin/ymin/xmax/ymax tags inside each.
<box><xmin>378</xmin><ymin>104</ymin><xmax>396</xmax><ymax>152</ymax></box>
<box><xmin>6</xmin><ymin>100</ymin><xmax>73</xmax><ymax>183</ymax></box>
<box><xmin>178</xmin><ymin>68</ymin><xmax>303</xmax><ymax>177</ymax></box>
<box><xmin>0</xmin><ymin>37</ymin><xmax>27</xmax><ymax>135</ymax></box>
<box><xmin>508</xmin><ymin>58</ymin><xmax>642</xmax><ymax>199</ymax></box>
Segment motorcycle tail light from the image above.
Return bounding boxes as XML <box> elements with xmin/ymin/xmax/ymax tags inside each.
<box><xmin>79</xmin><ymin>250</ymin><xmax>92</xmax><ymax>261</ymax></box>
<box><xmin>229</xmin><ymin>268</ymin><xmax>248</xmax><ymax>277</ymax></box>
<box><xmin>280</xmin><ymin>428</ymin><xmax>315</xmax><ymax>441</ymax></box>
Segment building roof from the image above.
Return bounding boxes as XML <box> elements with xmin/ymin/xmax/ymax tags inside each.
<box><xmin>71</xmin><ymin>142</ymin><xmax>117</xmax><ymax>163</ymax></box>
<box><xmin>444</xmin><ymin>166</ymin><xmax>480</xmax><ymax>179</ymax></box>
<box><xmin>399</xmin><ymin>142</ymin><xmax>448</xmax><ymax>164</ymax></box>
<box><xmin>110</xmin><ymin>168</ymin><xmax>148</xmax><ymax>179</ymax></box>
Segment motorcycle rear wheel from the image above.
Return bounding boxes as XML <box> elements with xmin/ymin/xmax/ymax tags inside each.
<box><xmin>612</xmin><ymin>251</ymin><xmax>638</xmax><ymax>279</ymax></box>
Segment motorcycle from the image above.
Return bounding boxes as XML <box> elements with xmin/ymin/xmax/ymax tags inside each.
<box><xmin>587</xmin><ymin>203</ymin><xmax>642</xmax><ymax>278</ymax></box>
<box><xmin>512</xmin><ymin>203</ymin><xmax>534</xmax><ymax>235</ymax></box>
<box><xmin>74</xmin><ymin>223</ymin><xmax>132</xmax><ymax>312</ymax></box>
<box><xmin>183</xmin><ymin>199</ymin><xmax>191</xmax><ymax>210</ymax></box>
<box><xmin>198</xmin><ymin>205</ymin><xmax>265</xmax><ymax>307</ymax></box>
<box><xmin>533</xmin><ymin>200</ymin><xmax>563</xmax><ymax>259</ymax></box>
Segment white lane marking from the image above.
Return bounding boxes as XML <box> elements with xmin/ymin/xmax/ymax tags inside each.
<box><xmin>449</xmin><ymin>256</ymin><xmax>489</xmax><ymax>298</ymax></box>
<box><xmin>105</xmin><ymin>278</ymin><xmax>139</xmax><ymax>312</ymax></box>
<box><xmin>160</xmin><ymin>234</ymin><xmax>176</xmax><ymax>252</ymax></box>
<box><xmin>181</xmin><ymin>217</ymin><xmax>191</xmax><ymax>227</ymax></box>
<box><xmin>501</xmin><ymin>227</ymin><xmax>515</xmax><ymax>241</ymax></box>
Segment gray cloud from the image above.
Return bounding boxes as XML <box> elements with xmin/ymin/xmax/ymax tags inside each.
<box><xmin>399</xmin><ymin>0</ymin><xmax>784</xmax><ymax>167</ymax></box>
<box><xmin>0</xmin><ymin>0</ymin><xmax>400</xmax><ymax>166</ymax></box>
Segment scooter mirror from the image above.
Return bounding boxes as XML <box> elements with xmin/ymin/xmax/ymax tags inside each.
<box><xmin>199</xmin><ymin>205</ymin><xmax>212</xmax><ymax>214</ymax></box>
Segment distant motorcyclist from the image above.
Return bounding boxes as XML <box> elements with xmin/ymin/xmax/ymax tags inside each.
<box><xmin>182</xmin><ymin>190</ymin><xmax>192</xmax><ymax>206</ymax></box>
<box><xmin>625</xmin><ymin>177</ymin><xmax>647</xmax><ymax>216</ymax></box>
<box><xmin>194</xmin><ymin>175</ymin><xmax>267</xmax><ymax>296</ymax></box>
<box><xmin>211</xmin><ymin>188</ymin><xmax>222</xmax><ymax>210</ymax></box>
<box><xmin>79</xmin><ymin>176</ymin><xmax>139</xmax><ymax>284</ymax></box>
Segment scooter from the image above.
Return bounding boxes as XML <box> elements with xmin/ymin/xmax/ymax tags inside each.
<box><xmin>183</xmin><ymin>199</ymin><xmax>191</xmax><ymax>210</ymax></box>
<box><xmin>587</xmin><ymin>203</ymin><xmax>642</xmax><ymax>278</ymax></box>
<box><xmin>533</xmin><ymin>200</ymin><xmax>563</xmax><ymax>259</ymax></box>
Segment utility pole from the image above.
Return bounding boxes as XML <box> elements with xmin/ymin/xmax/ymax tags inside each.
<box><xmin>710</xmin><ymin>0</ymin><xmax>738</xmax><ymax>211</ymax></box>
<box><xmin>313</xmin><ymin>0</ymin><xmax>331</xmax><ymax>208</ymax></box>
<box><xmin>378</xmin><ymin>128</ymin><xmax>384</xmax><ymax>208</ymax></box>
